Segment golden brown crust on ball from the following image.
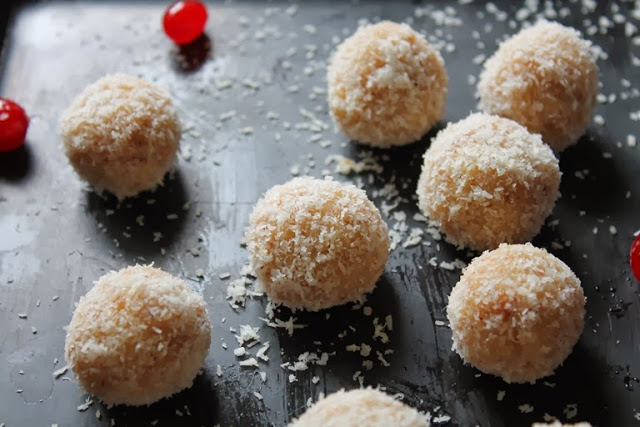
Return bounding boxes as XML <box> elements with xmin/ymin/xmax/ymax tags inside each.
<box><xmin>290</xmin><ymin>388</ymin><xmax>429</xmax><ymax>427</ymax></box>
<box><xmin>447</xmin><ymin>244</ymin><xmax>585</xmax><ymax>383</ymax></box>
<box><xmin>478</xmin><ymin>20</ymin><xmax>599</xmax><ymax>152</ymax></box>
<box><xmin>64</xmin><ymin>265</ymin><xmax>211</xmax><ymax>406</ymax></box>
<box><xmin>59</xmin><ymin>74</ymin><xmax>181</xmax><ymax>199</ymax></box>
<box><xmin>245</xmin><ymin>177</ymin><xmax>390</xmax><ymax>311</ymax></box>
<box><xmin>416</xmin><ymin>113</ymin><xmax>561</xmax><ymax>251</ymax></box>
<box><xmin>328</xmin><ymin>21</ymin><xmax>448</xmax><ymax>147</ymax></box>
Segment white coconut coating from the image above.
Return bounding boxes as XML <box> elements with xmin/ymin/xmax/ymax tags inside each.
<box><xmin>64</xmin><ymin>265</ymin><xmax>211</xmax><ymax>406</ymax></box>
<box><xmin>290</xmin><ymin>388</ymin><xmax>429</xmax><ymax>427</ymax></box>
<box><xmin>59</xmin><ymin>73</ymin><xmax>181</xmax><ymax>199</ymax></box>
<box><xmin>245</xmin><ymin>177</ymin><xmax>390</xmax><ymax>311</ymax></box>
<box><xmin>478</xmin><ymin>20</ymin><xmax>599</xmax><ymax>152</ymax></box>
<box><xmin>327</xmin><ymin>21</ymin><xmax>448</xmax><ymax>147</ymax></box>
<box><xmin>447</xmin><ymin>244</ymin><xmax>585</xmax><ymax>383</ymax></box>
<box><xmin>416</xmin><ymin>113</ymin><xmax>561</xmax><ymax>251</ymax></box>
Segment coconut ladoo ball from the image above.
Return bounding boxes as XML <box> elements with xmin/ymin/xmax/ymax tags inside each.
<box><xmin>290</xmin><ymin>388</ymin><xmax>429</xmax><ymax>427</ymax></box>
<box><xmin>64</xmin><ymin>265</ymin><xmax>211</xmax><ymax>406</ymax></box>
<box><xmin>447</xmin><ymin>243</ymin><xmax>585</xmax><ymax>383</ymax></box>
<box><xmin>478</xmin><ymin>20</ymin><xmax>599</xmax><ymax>152</ymax></box>
<box><xmin>327</xmin><ymin>21</ymin><xmax>448</xmax><ymax>147</ymax></box>
<box><xmin>245</xmin><ymin>177</ymin><xmax>390</xmax><ymax>311</ymax></box>
<box><xmin>59</xmin><ymin>73</ymin><xmax>181</xmax><ymax>199</ymax></box>
<box><xmin>416</xmin><ymin>113</ymin><xmax>561</xmax><ymax>251</ymax></box>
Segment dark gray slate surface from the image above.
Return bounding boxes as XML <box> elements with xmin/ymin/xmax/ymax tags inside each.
<box><xmin>0</xmin><ymin>1</ymin><xmax>639</xmax><ymax>426</ymax></box>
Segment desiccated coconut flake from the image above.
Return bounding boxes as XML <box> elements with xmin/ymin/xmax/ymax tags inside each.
<box><xmin>239</xmin><ymin>358</ymin><xmax>259</xmax><ymax>368</ymax></box>
<box><xmin>53</xmin><ymin>366</ymin><xmax>69</xmax><ymax>379</ymax></box>
<box><xmin>77</xmin><ymin>397</ymin><xmax>94</xmax><ymax>412</ymax></box>
<box><xmin>518</xmin><ymin>404</ymin><xmax>534</xmax><ymax>413</ymax></box>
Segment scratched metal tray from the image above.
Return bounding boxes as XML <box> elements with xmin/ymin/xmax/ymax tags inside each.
<box><xmin>1</xmin><ymin>1</ymin><xmax>639</xmax><ymax>426</ymax></box>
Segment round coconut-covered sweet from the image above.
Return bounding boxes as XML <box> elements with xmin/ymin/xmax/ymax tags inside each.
<box><xmin>327</xmin><ymin>21</ymin><xmax>448</xmax><ymax>147</ymax></box>
<box><xmin>290</xmin><ymin>388</ymin><xmax>429</xmax><ymax>427</ymax></box>
<box><xmin>478</xmin><ymin>20</ymin><xmax>599</xmax><ymax>152</ymax></box>
<box><xmin>447</xmin><ymin>243</ymin><xmax>585</xmax><ymax>383</ymax></box>
<box><xmin>65</xmin><ymin>265</ymin><xmax>211</xmax><ymax>406</ymax></box>
<box><xmin>416</xmin><ymin>113</ymin><xmax>561</xmax><ymax>251</ymax></box>
<box><xmin>245</xmin><ymin>177</ymin><xmax>389</xmax><ymax>311</ymax></box>
<box><xmin>59</xmin><ymin>73</ymin><xmax>181</xmax><ymax>199</ymax></box>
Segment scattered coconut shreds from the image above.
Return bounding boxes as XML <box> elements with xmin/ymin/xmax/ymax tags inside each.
<box><xmin>260</xmin><ymin>315</ymin><xmax>307</xmax><ymax>336</ymax></box>
<box><xmin>253</xmin><ymin>391</ymin><xmax>263</xmax><ymax>400</ymax></box>
<box><xmin>256</xmin><ymin>342</ymin><xmax>270</xmax><ymax>361</ymax></box>
<box><xmin>403</xmin><ymin>228</ymin><xmax>424</xmax><ymax>248</ymax></box>
<box><xmin>260</xmin><ymin>371</ymin><xmax>267</xmax><ymax>382</ymax></box>
<box><xmin>77</xmin><ymin>397</ymin><xmax>93</xmax><ymax>412</ymax></box>
<box><xmin>53</xmin><ymin>365</ymin><xmax>68</xmax><ymax>379</ymax></box>
<box><xmin>518</xmin><ymin>404</ymin><xmax>534</xmax><ymax>414</ymax></box>
<box><xmin>236</xmin><ymin>325</ymin><xmax>261</xmax><ymax>347</ymax></box>
<box><xmin>433</xmin><ymin>414</ymin><xmax>451</xmax><ymax>424</ymax></box>
<box><xmin>216</xmin><ymin>365</ymin><xmax>223</xmax><ymax>377</ymax></box>
<box><xmin>239</xmin><ymin>358</ymin><xmax>259</xmax><ymax>368</ymax></box>
<box><xmin>325</xmin><ymin>154</ymin><xmax>383</xmax><ymax>175</ymax></box>
<box><xmin>373</xmin><ymin>316</ymin><xmax>393</xmax><ymax>343</ymax></box>
<box><xmin>226</xmin><ymin>277</ymin><xmax>251</xmax><ymax>308</ymax></box>
<box><xmin>497</xmin><ymin>390</ymin><xmax>506</xmax><ymax>401</ymax></box>
<box><xmin>376</xmin><ymin>351</ymin><xmax>391</xmax><ymax>367</ymax></box>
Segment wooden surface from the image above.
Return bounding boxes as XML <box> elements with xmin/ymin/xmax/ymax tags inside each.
<box><xmin>1</xmin><ymin>1</ymin><xmax>639</xmax><ymax>426</ymax></box>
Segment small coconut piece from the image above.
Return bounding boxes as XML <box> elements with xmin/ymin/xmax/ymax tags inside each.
<box><xmin>290</xmin><ymin>388</ymin><xmax>429</xmax><ymax>427</ymax></box>
<box><xmin>478</xmin><ymin>20</ymin><xmax>599</xmax><ymax>151</ymax></box>
<box><xmin>532</xmin><ymin>423</ymin><xmax>592</xmax><ymax>427</ymax></box>
<box><xmin>246</xmin><ymin>177</ymin><xmax>389</xmax><ymax>311</ymax></box>
<box><xmin>65</xmin><ymin>265</ymin><xmax>211</xmax><ymax>406</ymax></box>
<box><xmin>416</xmin><ymin>113</ymin><xmax>560</xmax><ymax>251</ymax></box>
<box><xmin>447</xmin><ymin>243</ymin><xmax>585</xmax><ymax>383</ymax></box>
<box><xmin>327</xmin><ymin>21</ymin><xmax>448</xmax><ymax>147</ymax></box>
<box><xmin>59</xmin><ymin>74</ymin><xmax>181</xmax><ymax>198</ymax></box>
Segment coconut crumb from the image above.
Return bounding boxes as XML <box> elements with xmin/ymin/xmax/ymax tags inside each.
<box><xmin>519</xmin><ymin>404</ymin><xmax>534</xmax><ymax>413</ymax></box>
<box><xmin>239</xmin><ymin>358</ymin><xmax>259</xmax><ymax>368</ymax></box>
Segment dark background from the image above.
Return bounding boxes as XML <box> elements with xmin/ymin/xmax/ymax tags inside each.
<box><xmin>1</xmin><ymin>1</ymin><xmax>639</xmax><ymax>426</ymax></box>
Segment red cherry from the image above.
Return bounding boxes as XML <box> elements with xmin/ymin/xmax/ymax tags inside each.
<box><xmin>631</xmin><ymin>234</ymin><xmax>640</xmax><ymax>282</ymax></box>
<box><xmin>0</xmin><ymin>98</ymin><xmax>29</xmax><ymax>152</ymax></box>
<box><xmin>163</xmin><ymin>0</ymin><xmax>208</xmax><ymax>45</ymax></box>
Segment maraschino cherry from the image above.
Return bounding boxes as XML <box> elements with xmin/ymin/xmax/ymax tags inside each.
<box><xmin>631</xmin><ymin>234</ymin><xmax>640</xmax><ymax>282</ymax></box>
<box><xmin>163</xmin><ymin>1</ymin><xmax>208</xmax><ymax>45</ymax></box>
<box><xmin>0</xmin><ymin>97</ymin><xmax>29</xmax><ymax>152</ymax></box>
